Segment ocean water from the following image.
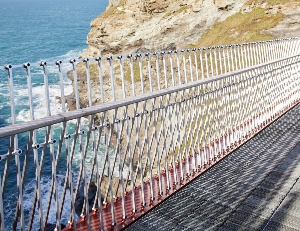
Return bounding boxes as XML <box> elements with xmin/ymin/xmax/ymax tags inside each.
<box><xmin>0</xmin><ymin>0</ymin><xmax>108</xmax><ymax>229</ymax></box>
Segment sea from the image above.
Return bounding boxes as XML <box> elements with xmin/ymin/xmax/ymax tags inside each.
<box><xmin>0</xmin><ymin>0</ymin><xmax>108</xmax><ymax>229</ymax></box>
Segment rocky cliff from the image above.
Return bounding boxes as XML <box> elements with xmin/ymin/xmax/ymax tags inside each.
<box><xmin>83</xmin><ymin>0</ymin><xmax>247</xmax><ymax>57</ymax></box>
<box><xmin>82</xmin><ymin>0</ymin><xmax>300</xmax><ymax>59</ymax></box>
<box><xmin>64</xmin><ymin>0</ymin><xmax>300</xmax><ymax>115</ymax></box>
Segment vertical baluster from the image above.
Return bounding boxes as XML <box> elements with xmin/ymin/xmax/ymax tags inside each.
<box><xmin>293</xmin><ymin>38</ymin><xmax>300</xmax><ymax>55</ymax></box>
<box><xmin>155</xmin><ymin>54</ymin><xmax>172</xmax><ymax>189</ymax></box>
<box><xmin>204</xmin><ymin>48</ymin><xmax>210</xmax><ymax>78</ymax></box>
<box><xmin>182</xmin><ymin>56</ymin><xmax>191</xmax><ymax>175</ymax></box>
<box><xmin>40</xmin><ymin>61</ymin><xmax>61</xmax><ymax>231</ymax></box>
<box><xmin>95</xmin><ymin>57</ymin><xmax>105</xmax><ymax>103</ymax></box>
<box><xmin>0</xmin><ymin>172</ymin><xmax>4</xmax><ymax>231</ymax></box>
<box><xmin>281</xmin><ymin>38</ymin><xmax>288</xmax><ymax>58</ymax></box>
<box><xmin>262</xmin><ymin>40</ymin><xmax>268</xmax><ymax>62</ymax></box>
<box><xmin>193</xmin><ymin>48</ymin><xmax>199</xmax><ymax>80</ymax></box>
<box><xmin>209</xmin><ymin>47</ymin><xmax>214</xmax><ymax>77</ymax></box>
<box><xmin>146</xmin><ymin>53</ymin><xmax>153</xmax><ymax>92</ymax></box>
<box><xmin>124</xmin><ymin>55</ymin><xmax>137</xmax><ymax>212</ymax></box>
<box><xmin>257</xmin><ymin>42</ymin><xmax>262</xmax><ymax>64</ymax></box>
<box><xmin>104</xmin><ymin>121</ymin><xmax>116</xmax><ymax>225</ymax></box>
<box><xmin>5</xmin><ymin>64</ymin><xmax>24</xmax><ymax>230</ymax></box>
<box><xmin>164</xmin><ymin>52</ymin><xmax>178</xmax><ymax>190</ymax></box>
<box><xmin>164</xmin><ymin>52</ymin><xmax>170</xmax><ymax>88</ymax></box>
<box><xmin>276</xmin><ymin>39</ymin><xmax>285</xmax><ymax>59</ymax></box>
<box><xmin>56</xmin><ymin>61</ymin><xmax>71</xmax><ymax>224</ymax></box>
<box><xmin>136</xmin><ymin>55</ymin><xmax>146</xmax><ymax>207</ymax></box>
<box><xmin>108</xmin><ymin>57</ymin><xmax>117</xmax><ymax>101</ymax></box>
<box><xmin>23</xmin><ymin>63</ymin><xmax>44</xmax><ymax>231</ymax></box>
<box><xmin>182</xmin><ymin>50</ymin><xmax>189</xmax><ymax>83</ymax></box>
<box><xmin>222</xmin><ymin>46</ymin><xmax>227</xmax><ymax>73</ymax></box>
<box><xmin>224</xmin><ymin>79</ymin><xmax>230</xmax><ymax>150</ymax></box>
<box><xmin>70</xmin><ymin>61</ymin><xmax>91</xmax><ymax>228</ymax></box>
<box><xmin>65</xmin><ymin>130</ymin><xmax>78</xmax><ymax>230</ymax></box>
<box><xmin>67</xmin><ymin>60</ymin><xmax>80</xmax><ymax>230</ymax></box>
<box><xmin>278</xmin><ymin>39</ymin><xmax>284</xmax><ymax>58</ymax></box>
<box><xmin>138</xmin><ymin>54</ymin><xmax>145</xmax><ymax>93</ymax></box>
<box><xmin>274</xmin><ymin>39</ymin><xmax>280</xmax><ymax>60</ymax></box>
<box><xmin>226</xmin><ymin>45</ymin><xmax>231</xmax><ymax>72</ymax></box>
<box><xmin>174</xmin><ymin>53</ymin><xmax>183</xmax><ymax>182</ymax></box>
<box><xmin>269</xmin><ymin>40</ymin><xmax>275</xmax><ymax>61</ymax></box>
<box><xmin>91</xmin><ymin>122</ymin><xmax>104</xmax><ymax>231</ymax></box>
<box><xmin>169</xmin><ymin>51</ymin><xmax>175</xmax><ymax>86</ymax></box>
<box><xmin>237</xmin><ymin>44</ymin><xmax>242</xmax><ymax>69</ymax></box>
<box><xmin>104</xmin><ymin>58</ymin><xmax>117</xmax><ymax>225</ymax></box>
<box><xmin>199</xmin><ymin>48</ymin><xmax>205</xmax><ymax>79</ymax></box>
<box><xmin>244</xmin><ymin>43</ymin><xmax>250</xmax><ymax>67</ymax></box>
<box><xmin>214</xmin><ymin>47</ymin><xmax>218</xmax><ymax>76</ymax></box>
<box><xmin>141</xmin><ymin>52</ymin><xmax>155</xmax><ymax>205</ymax></box>
<box><xmin>118</xmin><ymin>56</ymin><xmax>128</xmax><ymax>219</ymax></box>
<box><xmin>118</xmin><ymin>56</ymin><xmax>127</xmax><ymax>98</ymax></box>
<box><xmin>229</xmin><ymin>45</ymin><xmax>235</xmax><ymax>71</ymax></box>
<box><xmin>253</xmin><ymin>43</ymin><xmax>259</xmax><ymax>65</ymax></box>
<box><xmin>250</xmin><ymin>42</ymin><xmax>254</xmax><ymax>67</ymax></box>
<box><xmin>233</xmin><ymin>44</ymin><xmax>239</xmax><ymax>70</ymax></box>
<box><xmin>154</xmin><ymin>53</ymin><xmax>163</xmax><ymax>196</ymax></box>
<box><xmin>194</xmin><ymin>93</ymin><xmax>203</xmax><ymax>170</ymax></box>
<box><xmin>175</xmin><ymin>51</ymin><xmax>182</xmax><ymax>84</ymax></box>
<box><xmin>82</xmin><ymin>59</ymin><xmax>95</xmax><ymax>230</ymax></box>
<box><xmin>188</xmin><ymin>49</ymin><xmax>194</xmax><ymax>81</ymax></box>
<box><xmin>218</xmin><ymin>46</ymin><xmax>223</xmax><ymax>74</ymax></box>
<box><xmin>203</xmin><ymin>91</ymin><xmax>210</xmax><ymax>166</ymax></box>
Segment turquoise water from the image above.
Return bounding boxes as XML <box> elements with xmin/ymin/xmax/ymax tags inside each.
<box><xmin>0</xmin><ymin>0</ymin><xmax>108</xmax><ymax>229</ymax></box>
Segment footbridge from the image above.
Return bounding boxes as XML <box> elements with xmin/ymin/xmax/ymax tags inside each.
<box><xmin>0</xmin><ymin>38</ymin><xmax>300</xmax><ymax>231</ymax></box>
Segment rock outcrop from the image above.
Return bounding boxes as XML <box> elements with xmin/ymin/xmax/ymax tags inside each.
<box><xmin>66</xmin><ymin>0</ymin><xmax>300</xmax><ymax>114</ymax></box>
<box><xmin>82</xmin><ymin>0</ymin><xmax>300</xmax><ymax>59</ymax></box>
<box><xmin>75</xmin><ymin>182</ymin><xmax>97</xmax><ymax>216</ymax></box>
<box><xmin>82</xmin><ymin>0</ymin><xmax>248</xmax><ymax>58</ymax></box>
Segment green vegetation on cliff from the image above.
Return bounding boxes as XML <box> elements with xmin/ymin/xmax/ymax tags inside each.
<box><xmin>195</xmin><ymin>7</ymin><xmax>283</xmax><ymax>47</ymax></box>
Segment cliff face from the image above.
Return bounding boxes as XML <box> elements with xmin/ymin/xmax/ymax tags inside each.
<box><xmin>82</xmin><ymin>0</ymin><xmax>247</xmax><ymax>57</ymax></box>
<box><xmin>82</xmin><ymin>0</ymin><xmax>300</xmax><ymax>58</ymax></box>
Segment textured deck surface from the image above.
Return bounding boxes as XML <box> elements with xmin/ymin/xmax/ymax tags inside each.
<box><xmin>126</xmin><ymin>104</ymin><xmax>300</xmax><ymax>231</ymax></box>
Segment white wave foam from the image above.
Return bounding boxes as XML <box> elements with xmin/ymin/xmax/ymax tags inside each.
<box><xmin>37</xmin><ymin>48</ymin><xmax>83</xmax><ymax>70</ymax></box>
<box><xmin>2</xmin><ymin>50</ymin><xmax>86</xmax><ymax>125</ymax></box>
<box><xmin>15</xmin><ymin>175</ymin><xmax>74</xmax><ymax>230</ymax></box>
<box><xmin>15</xmin><ymin>83</ymin><xmax>72</xmax><ymax>122</ymax></box>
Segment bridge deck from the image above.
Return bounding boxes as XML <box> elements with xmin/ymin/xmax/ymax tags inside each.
<box><xmin>125</xmin><ymin>104</ymin><xmax>300</xmax><ymax>231</ymax></box>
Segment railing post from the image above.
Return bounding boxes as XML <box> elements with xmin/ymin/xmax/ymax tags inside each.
<box><xmin>23</xmin><ymin>62</ymin><xmax>44</xmax><ymax>231</ymax></box>
<box><xmin>3</xmin><ymin>64</ymin><xmax>23</xmax><ymax>231</ymax></box>
<box><xmin>0</xmin><ymin>173</ymin><xmax>4</xmax><ymax>231</ymax></box>
<box><xmin>40</xmin><ymin>61</ymin><xmax>61</xmax><ymax>231</ymax></box>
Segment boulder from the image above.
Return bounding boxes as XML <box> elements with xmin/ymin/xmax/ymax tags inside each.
<box><xmin>75</xmin><ymin>181</ymin><xmax>98</xmax><ymax>216</ymax></box>
<box><xmin>39</xmin><ymin>223</ymin><xmax>66</xmax><ymax>231</ymax></box>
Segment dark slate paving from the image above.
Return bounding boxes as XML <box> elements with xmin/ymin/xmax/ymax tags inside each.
<box><xmin>126</xmin><ymin>104</ymin><xmax>300</xmax><ymax>231</ymax></box>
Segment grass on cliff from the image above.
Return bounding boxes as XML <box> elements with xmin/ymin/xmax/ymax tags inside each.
<box><xmin>194</xmin><ymin>7</ymin><xmax>283</xmax><ymax>47</ymax></box>
<box><xmin>246</xmin><ymin>0</ymin><xmax>300</xmax><ymax>5</ymax></box>
<box><xmin>97</xmin><ymin>0</ymin><xmax>126</xmax><ymax>19</ymax></box>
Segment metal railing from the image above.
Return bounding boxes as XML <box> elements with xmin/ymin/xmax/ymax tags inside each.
<box><xmin>1</xmin><ymin>38</ymin><xmax>299</xmax><ymax>120</ymax></box>
<box><xmin>0</xmin><ymin>38</ymin><xmax>299</xmax><ymax>231</ymax></box>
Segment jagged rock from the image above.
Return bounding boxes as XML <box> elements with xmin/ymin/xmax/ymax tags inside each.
<box><xmin>214</xmin><ymin>0</ymin><xmax>234</xmax><ymax>10</ymax></box>
<box><xmin>75</xmin><ymin>181</ymin><xmax>98</xmax><ymax>216</ymax></box>
<box><xmin>39</xmin><ymin>223</ymin><xmax>66</xmax><ymax>231</ymax></box>
<box><xmin>108</xmin><ymin>0</ymin><xmax>121</xmax><ymax>7</ymax></box>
